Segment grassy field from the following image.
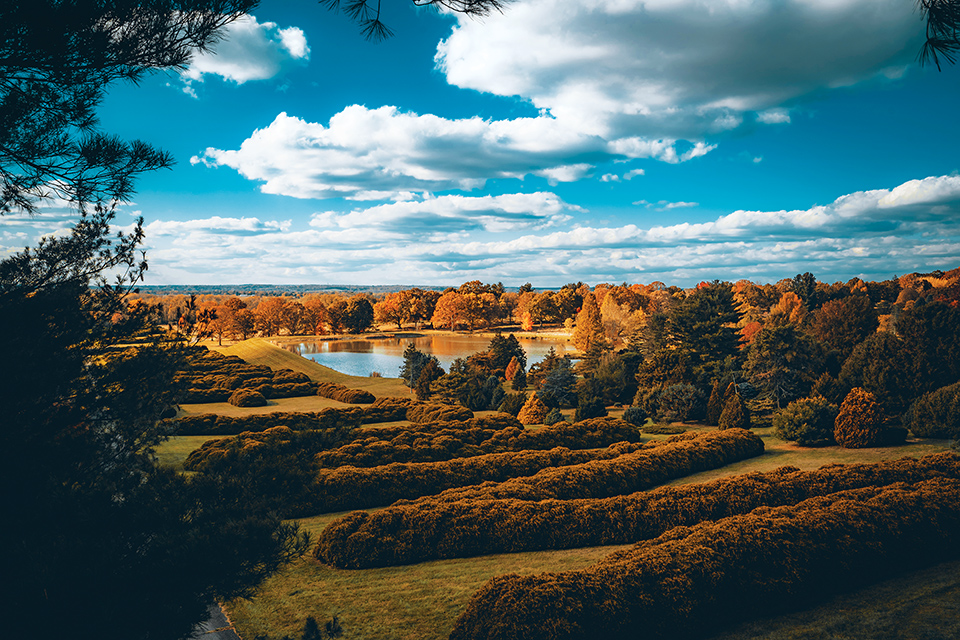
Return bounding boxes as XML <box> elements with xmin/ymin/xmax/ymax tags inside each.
<box><xmin>159</xmin><ymin>341</ymin><xmax>960</xmax><ymax>640</ymax></box>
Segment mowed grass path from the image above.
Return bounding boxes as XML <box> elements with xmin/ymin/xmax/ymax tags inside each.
<box><xmin>157</xmin><ymin>340</ymin><xmax>960</xmax><ymax>640</ymax></box>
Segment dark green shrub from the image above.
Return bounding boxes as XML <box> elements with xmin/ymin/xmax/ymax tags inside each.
<box><xmin>705</xmin><ymin>379</ymin><xmax>723</xmax><ymax>426</ymax></box>
<box><xmin>543</xmin><ymin>408</ymin><xmax>565</xmax><ymax>425</ymax></box>
<box><xmin>497</xmin><ymin>392</ymin><xmax>526</xmax><ymax>416</ymax></box>
<box><xmin>773</xmin><ymin>396</ymin><xmax>838</xmax><ymax>446</ymax></box>
<box><xmin>228</xmin><ymin>389</ymin><xmax>267</xmax><ymax>407</ymax></box>
<box><xmin>658</xmin><ymin>383</ymin><xmax>706</xmax><ymax>422</ymax></box>
<box><xmin>906</xmin><ymin>381</ymin><xmax>960</xmax><ymax>439</ymax></box>
<box><xmin>316</xmin><ymin>382</ymin><xmax>375</xmax><ymax>404</ymax></box>
<box><xmin>622</xmin><ymin>406</ymin><xmax>647</xmax><ymax>427</ymax></box>
<box><xmin>718</xmin><ymin>391</ymin><xmax>750</xmax><ymax>429</ymax></box>
<box><xmin>574</xmin><ymin>396</ymin><xmax>607</xmax><ymax>422</ymax></box>
<box><xmin>834</xmin><ymin>387</ymin><xmax>885</xmax><ymax>448</ymax></box>
<box><xmin>406</xmin><ymin>403</ymin><xmax>473</xmax><ymax>423</ymax></box>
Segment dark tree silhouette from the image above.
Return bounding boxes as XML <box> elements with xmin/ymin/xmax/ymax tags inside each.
<box><xmin>0</xmin><ymin>1</ymin><xmax>258</xmax><ymax>213</ymax></box>
<box><xmin>320</xmin><ymin>0</ymin><xmax>508</xmax><ymax>41</ymax></box>
<box><xmin>918</xmin><ymin>0</ymin><xmax>960</xmax><ymax>69</ymax></box>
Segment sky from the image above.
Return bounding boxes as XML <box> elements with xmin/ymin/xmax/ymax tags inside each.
<box><xmin>4</xmin><ymin>0</ymin><xmax>960</xmax><ymax>288</ymax></box>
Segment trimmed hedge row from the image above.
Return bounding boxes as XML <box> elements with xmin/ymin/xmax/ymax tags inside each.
<box><xmin>314</xmin><ymin>417</ymin><xmax>643</xmax><ymax>469</ymax></box>
<box><xmin>305</xmin><ymin>442</ymin><xmax>649</xmax><ymax>515</ymax></box>
<box><xmin>176</xmin><ymin>349</ymin><xmax>318</xmax><ymax>402</ymax></box>
<box><xmin>399</xmin><ymin>428</ymin><xmax>764</xmax><ymax>506</ymax></box>
<box><xmin>316</xmin><ymin>382</ymin><xmax>376</xmax><ymax>404</ymax></box>
<box><xmin>316</xmin><ymin>452</ymin><xmax>960</xmax><ymax>568</ymax></box>
<box><xmin>449</xmin><ymin>477</ymin><xmax>960</xmax><ymax>640</ymax></box>
<box><xmin>407</xmin><ymin>403</ymin><xmax>474</xmax><ymax>423</ymax></box>
<box><xmin>306</xmin><ymin>429</ymin><xmax>761</xmax><ymax>515</ymax></box>
<box><xmin>168</xmin><ymin>397</ymin><xmax>426</xmax><ymax>436</ymax></box>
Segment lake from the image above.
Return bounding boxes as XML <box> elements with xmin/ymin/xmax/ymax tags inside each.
<box><xmin>285</xmin><ymin>334</ymin><xmax>576</xmax><ymax>378</ymax></box>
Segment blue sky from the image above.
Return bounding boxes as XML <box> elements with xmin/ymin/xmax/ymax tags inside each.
<box><xmin>4</xmin><ymin>0</ymin><xmax>960</xmax><ymax>287</ymax></box>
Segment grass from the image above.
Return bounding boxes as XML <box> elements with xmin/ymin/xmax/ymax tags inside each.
<box><xmin>162</xmin><ymin>345</ymin><xmax>960</xmax><ymax>639</ymax></box>
<box><xmin>151</xmin><ymin>435</ymin><xmax>221</xmax><ymax>470</ymax></box>
<box><xmin>220</xmin><ymin>425</ymin><xmax>958</xmax><ymax>640</ymax></box>
<box><xmin>217</xmin><ymin>338</ymin><xmax>409</xmax><ymax>398</ymax></box>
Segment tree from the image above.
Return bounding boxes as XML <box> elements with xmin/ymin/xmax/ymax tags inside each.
<box><xmin>399</xmin><ymin>342</ymin><xmax>434</xmax><ymax>388</ymax></box>
<box><xmin>834</xmin><ymin>387</ymin><xmax>885</xmax><ymax>448</ymax></box>
<box><xmin>743</xmin><ymin>322</ymin><xmax>818</xmax><ymax>407</ymax></box>
<box><xmin>918</xmin><ymin>0</ymin><xmax>960</xmax><ymax>70</ymax></box>
<box><xmin>517</xmin><ymin>392</ymin><xmax>549</xmax><ymax>425</ymax></box>
<box><xmin>341</xmin><ymin>295</ymin><xmax>374</xmax><ymax>334</ymax></box>
<box><xmin>431</xmin><ymin>290</ymin><xmax>470</xmax><ymax>331</ymax></box>
<box><xmin>538</xmin><ymin>358</ymin><xmax>577</xmax><ymax>408</ymax></box>
<box><xmin>0</xmin><ymin>207</ymin><xmax>309</xmax><ymax>639</ymax></box>
<box><xmin>706</xmin><ymin>379</ymin><xmax>724</xmax><ymax>426</ymax></box>
<box><xmin>573</xmin><ymin>291</ymin><xmax>605</xmax><ymax>353</ymax></box>
<box><xmin>0</xmin><ymin>1</ymin><xmax>258</xmax><ymax>214</ymax></box>
<box><xmin>718</xmin><ymin>389</ymin><xmax>751</xmax><ymax>430</ymax></box>
<box><xmin>773</xmin><ymin>396</ymin><xmax>839</xmax><ymax>447</ymax></box>
<box><xmin>668</xmin><ymin>281</ymin><xmax>739</xmax><ymax>383</ymax></box>
<box><xmin>811</xmin><ymin>295</ymin><xmax>878</xmax><ymax>361</ymax></box>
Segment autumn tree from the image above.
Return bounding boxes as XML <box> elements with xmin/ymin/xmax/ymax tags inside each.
<box><xmin>517</xmin><ymin>392</ymin><xmax>549</xmax><ymax>425</ymax></box>
<box><xmin>573</xmin><ymin>291</ymin><xmax>605</xmax><ymax>353</ymax></box>
<box><xmin>834</xmin><ymin>387</ymin><xmax>885</xmax><ymax>448</ymax></box>
<box><xmin>811</xmin><ymin>294</ymin><xmax>878</xmax><ymax>360</ymax></box>
<box><xmin>432</xmin><ymin>290</ymin><xmax>470</xmax><ymax>331</ymax></box>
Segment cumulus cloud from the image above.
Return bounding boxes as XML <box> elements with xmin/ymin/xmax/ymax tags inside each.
<box><xmin>436</xmin><ymin>0</ymin><xmax>920</xmax><ymax>140</ymax></box>
<box><xmin>138</xmin><ymin>175</ymin><xmax>960</xmax><ymax>286</ymax></box>
<box><xmin>193</xmin><ymin>109</ymin><xmax>704</xmax><ymax>200</ymax></box>
<box><xmin>180</xmin><ymin>15</ymin><xmax>309</xmax><ymax>94</ymax></box>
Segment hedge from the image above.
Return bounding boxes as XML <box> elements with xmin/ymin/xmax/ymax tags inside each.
<box><xmin>406</xmin><ymin>403</ymin><xmax>473</xmax><ymax>423</ymax></box>
<box><xmin>169</xmin><ymin>397</ymin><xmax>423</xmax><ymax>436</ymax></box>
<box><xmin>316</xmin><ymin>382</ymin><xmax>376</xmax><ymax>404</ymax></box>
<box><xmin>401</xmin><ymin>428</ymin><xmax>763</xmax><ymax>505</ymax></box>
<box><xmin>305</xmin><ymin>442</ymin><xmax>648</xmax><ymax>515</ymax></box>
<box><xmin>306</xmin><ymin>429</ymin><xmax>761</xmax><ymax>515</ymax></box>
<box><xmin>449</xmin><ymin>477</ymin><xmax>960</xmax><ymax>640</ymax></box>
<box><xmin>316</xmin><ymin>452</ymin><xmax>960</xmax><ymax>568</ymax></box>
<box><xmin>314</xmin><ymin>417</ymin><xmax>642</xmax><ymax>469</ymax></box>
<box><xmin>176</xmin><ymin>349</ymin><xmax>318</xmax><ymax>402</ymax></box>
<box><xmin>228</xmin><ymin>388</ymin><xmax>267</xmax><ymax>407</ymax></box>
<box><xmin>906</xmin><ymin>381</ymin><xmax>960</xmax><ymax>439</ymax></box>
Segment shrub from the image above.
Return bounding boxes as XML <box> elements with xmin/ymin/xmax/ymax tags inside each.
<box><xmin>308</xmin><ymin>442</ymin><xmax>647</xmax><ymax>514</ymax></box>
<box><xmin>448</xmin><ymin>478</ymin><xmax>960</xmax><ymax>640</ymax></box>
<box><xmin>834</xmin><ymin>387</ymin><xmax>885</xmax><ymax>448</ymax></box>
<box><xmin>621</xmin><ymin>406</ymin><xmax>647</xmax><ymax>427</ymax></box>
<box><xmin>906</xmin><ymin>381</ymin><xmax>960</xmax><ymax>439</ymax></box>
<box><xmin>517</xmin><ymin>393</ymin><xmax>549</xmax><ymax>425</ymax></box>
<box><xmin>718</xmin><ymin>391</ymin><xmax>750</xmax><ymax>430</ymax></box>
<box><xmin>705</xmin><ymin>379</ymin><xmax>723</xmax><ymax>426</ymax></box>
<box><xmin>316</xmin><ymin>452</ymin><xmax>960</xmax><ymax>569</ymax></box>
<box><xmin>497</xmin><ymin>392</ymin><xmax>527</xmax><ymax>416</ymax></box>
<box><xmin>316</xmin><ymin>382</ymin><xmax>376</xmax><ymax>404</ymax></box>
<box><xmin>642</xmin><ymin>423</ymin><xmax>686</xmax><ymax>435</ymax></box>
<box><xmin>657</xmin><ymin>383</ymin><xmax>706</xmax><ymax>422</ymax></box>
<box><xmin>574</xmin><ymin>396</ymin><xmax>607</xmax><ymax>422</ymax></box>
<box><xmin>773</xmin><ymin>396</ymin><xmax>838</xmax><ymax>446</ymax></box>
<box><xmin>543</xmin><ymin>408</ymin><xmax>565</xmax><ymax>425</ymax></box>
<box><xmin>228</xmin><ymin>389</ymin><xmax>267</xmax><ymax>407</ymax></box>
<box><xmin>406</xmin><ymin>403</ymin><xmax>473</xmax><ymax>423</ymax></box>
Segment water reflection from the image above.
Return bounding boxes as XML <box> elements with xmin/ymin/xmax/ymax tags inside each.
<box><xmin>288</xmin><ymin>334</ymin><xmax>574</xmax><ymax>378</ymax></box>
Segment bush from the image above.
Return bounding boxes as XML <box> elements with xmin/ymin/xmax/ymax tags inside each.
<box><xmin>718</xmin><ymin>391</ymin><xmax>750</xmax><ymax>430</ymax></box>
<box><xmin>497</xmin><ymin>392</ymin><xmax>527</xmax><ymax>416</ymax></box>
<box><xmin>705</xmin><ymin>379</ymin><xmax>723</xmax><ymax>426</ymax></box>
<box><xmin>834</xmin><ymin>387</ymin><xmax>885</xmax><ymax>448</ymax></box>
<box><xmin>642</xmin><ymin>423</ymin><xmax>686</xmax><ymax>435</ymax></box>
<box><xmin>543</xmin><ymin>408</ymin><xmax>565</xmax><ymax>425</ymax></box>
<box><xmin>316</xmin><ymin>452</ymin><xmax>960</xmax><ymax>568</ymax></box>
<box><xmin>316</xmin><ymin>382</ymin><xmax>376</xmax><ymax>404</ymax></box>
<box><xmin>406</xmin><ymin>403</ymin><xmax>473</xmax><ymax>423</ymax></box>
<box><xmin>906</xmin><ymin>381</ymin><xmax>960</xmax><ymax>439</ymax></box>
<box><xmin>228</xmin><ymin>389</ymin><xmax>267</xmax><ymax>407</ymax></box>
<box><xmin>308</xmin><ymin>442</ymin><xmax>647</xmax><ymax>514</ymax></box>
<box><xmin>773</xmin><ymin>396</ymin><xmax>838</xmax><ymax>446</ymax></box>
<box><xmin>448</xmin><ymin>478</ymin><xmax>960</xmax><ymax>640</ymax></box>
<box><xmin>658</xmin><ymin>383</ymin><xmax>706</xmax><ymax>422</ymax></box>
<box><xmin>574</xmin><ymin>396</ymin><xmax>607</xmax><ymax>422</ymax></box>
<box><xmin>621</xmin><ymin>406</ymin><xmax>647</xmax><ymax>427</ymax></box>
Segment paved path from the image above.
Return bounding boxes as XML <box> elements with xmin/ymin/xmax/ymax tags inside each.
<box><xmin>189</xmin><ymin>604</ymin><xmax>241</xmax><ymax>640</ymax></box>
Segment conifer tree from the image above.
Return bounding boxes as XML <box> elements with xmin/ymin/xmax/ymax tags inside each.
<box><xmin>706</xmin><ymin>379</ymin><xmax>724</xmax><ymax>426</ymax></box>
<box><xmin>518</xmin><ymin>393</ymin><xmax>549</xmax><ymax>425</ymax></box>
<box><xmin>718</xmin><ymin>389</ymin><xmax>751</xmax><ymax>430</ymax></box>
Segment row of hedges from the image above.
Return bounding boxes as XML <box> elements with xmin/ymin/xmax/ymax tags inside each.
<box><xmin>407</xmin><ymin>403</ymin><xmax>474</xmax><ymax>423</ymax></box>
<box><xmin>314</xmin><ymin>417</ymin><xmax>643</xmax><ymax>468</ymax></box>
<box><xmin>449</xmin><ymin>477</ymin><xmax>960</xmax><ymax>640</ymax></box>
<box><xmin>168</xmin><ymin>397</ymin><xmax>434</xmax><ymax>436</ymax></box>
<box><xmin>316</xmin><ymin>452</ymin><xmax>960</xmax><ymax>568</ymax></box>
<box><xmin>306</xmin><ymin>429</ymin><xmax>761</xmax><ymax>515</ymax></box>
<box><xmin>316</xmin><ymin>382</ymin><xmax>376</xmax><ymax>404</ymax></box>
<box><xmin>176</xmin><ymin>349</ymin><xmax>319</xmax><ymax>403</ymax></box>
<box><xmin>305</xmin><ymin>442</ymin><xmax>649</xmax><ymax>515</ymax></box>
<box><xmin>399</xmin><ymin>428</ymin><xmax>764</xmax><ymax>506</ymax></box>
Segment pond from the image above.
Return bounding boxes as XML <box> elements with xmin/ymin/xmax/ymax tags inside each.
<box><xmin>284</xmin><ymin>334</ymin><xmax>576</xmax><ymax>378</ymax></box>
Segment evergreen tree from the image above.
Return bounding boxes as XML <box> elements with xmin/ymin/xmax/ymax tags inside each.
<box><xmin>706</xmin><ymin>379</ymin><xmax>724</xmax><ymax>426</ymax></box>
<box><xmin>518</xmin><ymin>392</ymin><xmax>549</xmax><ymax>425</ymax></box>
<box><xmin>511</xmin><ymin>367</ymin><xmax>527</xmax><ymax>391</ymax></box>
<box><xmin>538</xmin><ymin>358</ymin><xmax>577</xmax><ymax>408</ymax></box>
<box><xmin>718</xmin><ymin>390</ymin><xmax>751</xmax><ymax>430</ymax></box>
<box><xmin>743</xmin><ymin>322</ymin><xmax>818</xmax><ymax>408</ymax></box>
<box><xmin>668</xmin><ymin>282</ymin><xmax>739</xmax><ymax>384</ymax></box>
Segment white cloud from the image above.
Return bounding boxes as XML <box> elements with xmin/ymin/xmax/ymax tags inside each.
<box><xmin>181</xmin><ymin>15</ymin><xmax>310</xmax><ymax>91</ymax></box>
<box><xmin>138</xmin><ymin>175</ymin><xmax>960</xmax><ymax>287</ymax></box>
<box><xmin>193</xmin><ymin>109</ymin><xmax>707</xmax><ymax>201</ymax></box>
<box><xmin>436</xmin><ymin>0</ymin><xmax>920</xmax><ymax>140</ymax></box>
